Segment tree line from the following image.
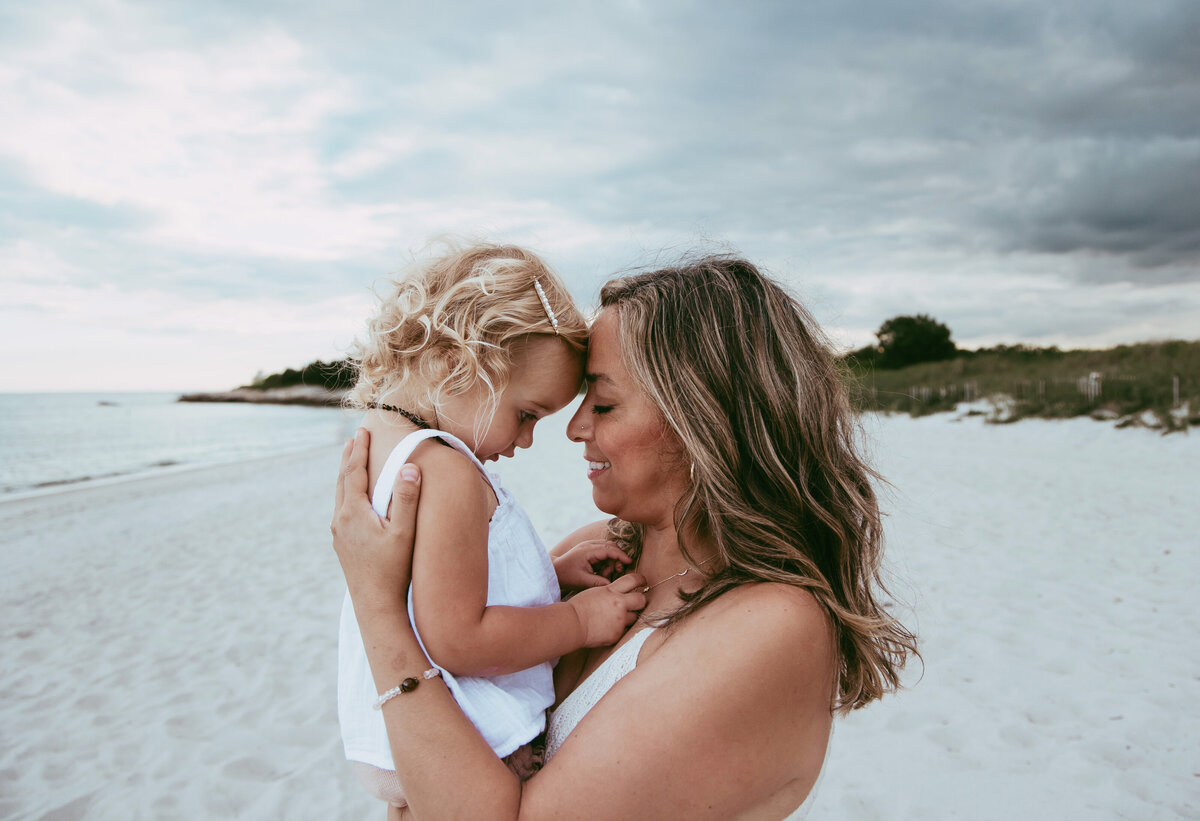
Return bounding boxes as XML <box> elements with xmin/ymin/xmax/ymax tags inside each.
<box><xmin>247</xmin><ymin>359</ymin><xmax>357</xmax><ymax>391</ymax></box>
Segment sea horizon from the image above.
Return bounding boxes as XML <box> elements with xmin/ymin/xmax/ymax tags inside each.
<box><xmin>0</xmin><ymin>392</ymin><xmax>357</xmax><ymax>498</ymax></box>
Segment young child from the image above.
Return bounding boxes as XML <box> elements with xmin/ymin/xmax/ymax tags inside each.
<box><xmin>337</xmin><ymin>241</ymin><xmax>639</xmax><ymax>811</ymax></box>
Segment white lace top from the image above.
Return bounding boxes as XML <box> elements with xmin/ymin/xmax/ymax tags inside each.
<box><xmin>545</xmin><ymin>627</ymin><xmax>820</xmax><ymax>820</ymax></box>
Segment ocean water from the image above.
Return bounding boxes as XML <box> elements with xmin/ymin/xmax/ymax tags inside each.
<box><xmin>0</xmin><ymin>393</ymin><xmax>359</xmax><ymax>497</ymax></box>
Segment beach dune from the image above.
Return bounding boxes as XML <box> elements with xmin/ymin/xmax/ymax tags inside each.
<box><xmin>1</xmin><ymin>413</ymin><xmax>1196</xmax><ymax>819</ymax></box>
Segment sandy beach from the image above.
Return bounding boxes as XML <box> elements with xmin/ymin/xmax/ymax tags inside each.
<box><xmin>1</xmin><ymin>412</ymin><xmax>1197</xmax><ymax>820</ymax></box>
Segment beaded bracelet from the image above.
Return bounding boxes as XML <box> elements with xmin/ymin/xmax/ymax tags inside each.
<box><xmin>373</xmin><ymin>667</ymin><xmax>442</xmax><ymax>709</ymax></box>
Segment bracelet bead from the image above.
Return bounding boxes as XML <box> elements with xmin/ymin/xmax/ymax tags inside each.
<box><xmin>373</xmin><ymin>667</ymin><xmax>441</xmax><ymax>709</ymax></box>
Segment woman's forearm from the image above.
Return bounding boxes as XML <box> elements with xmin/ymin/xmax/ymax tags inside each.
<box><xmin>354</xmin><ymin>602</ymin><xmax>524</xmax><ymax>820</ymax></box>
<box><xmin>334</xmin><ymin>433</ymin><xmax>526</xmax><ymax>818</ymax></box>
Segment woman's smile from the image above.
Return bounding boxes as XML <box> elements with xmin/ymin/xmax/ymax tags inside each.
<box><xmin>585</xmin><ymin>458</ymin><xmax>611</xmax><ymax>479</ymax></box>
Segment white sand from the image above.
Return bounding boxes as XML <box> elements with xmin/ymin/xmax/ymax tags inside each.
<box><xmin>816</xmin><ymin>413</ymin><xmax>1200</xmax><ymax>820</ymax></box>
<box><xmin>0</xmin><ymin>447</ymin><xmax>374</xmax><ymax>820</ymax></box>
<box><xmin>1</xmin><ymin>413</ymin><xmax>1197</xmax><ymax>819</ymax></box>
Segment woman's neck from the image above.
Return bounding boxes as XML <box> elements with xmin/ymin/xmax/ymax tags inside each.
<box><xmin>636</xmin><ymin>526</ymin><xmax>717</xmax><ymax>609</ymax></box>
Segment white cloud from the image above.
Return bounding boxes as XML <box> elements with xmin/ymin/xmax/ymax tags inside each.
<box><xmin>1</xmin><ymin>0</ymin><xmax>1197</xmax><ymax>391</ymax></box>
<box><xmin>0</xmin><ymin>4</ymin><xmax>396</xmax><ymax>261</ymax></box>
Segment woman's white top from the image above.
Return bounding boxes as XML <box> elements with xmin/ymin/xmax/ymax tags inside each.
<box><xmin>338</xmin><ymin>429</ymin><xmax>560</xmax><ymax>769</ymax></box>
<box><xmin>546</xmin><ymin>627</ymin><xmax>821</xmax><ymax>820</ymax></box>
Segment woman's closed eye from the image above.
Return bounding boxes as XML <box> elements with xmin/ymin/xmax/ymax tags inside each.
<box><xmin>590</xmin><ymin>404</ymin><xmax>614</xmax><ymax>415</ymax></box>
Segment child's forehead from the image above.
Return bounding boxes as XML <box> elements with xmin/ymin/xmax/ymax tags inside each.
<box><xmin>506</xmin><ymin>338</ymin><xmax>584</xmax><ymax>404</ymax></box>
<box><xmin>510</xmin><ymin>335</ymin><xmax>582</xmax><ymax>368</ymax></box>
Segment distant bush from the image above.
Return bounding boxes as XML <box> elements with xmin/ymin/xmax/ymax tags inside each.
<box><xmin>247</xmin><ymin>359</ymin><xmax>357</xmax><ymax>391</ymax></box>
<box><xmin>873</xmin><ymin>314</ymin><xmax>957</xmax><ymax>369</ymax></box>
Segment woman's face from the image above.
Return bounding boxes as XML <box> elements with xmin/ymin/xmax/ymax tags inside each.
<box><xmin>566</xmin><ymin>308</ymin><xmax>689</xmax><ymax>530</ymax></box>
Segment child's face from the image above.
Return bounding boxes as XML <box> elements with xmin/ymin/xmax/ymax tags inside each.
<box><xmin>443</xmin><ymin>335</ymin><xmax>583</xmax><ymax>462</ymax></box>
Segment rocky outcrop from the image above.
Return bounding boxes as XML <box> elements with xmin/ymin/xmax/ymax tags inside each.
<box><xmin>178</xmin><ymin>385</ymin><xmax>347</xmax><ymax>407</ymax></box>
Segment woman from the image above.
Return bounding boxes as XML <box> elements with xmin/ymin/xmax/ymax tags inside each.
<box><xmin>332</xmin><ymin>255</ymin><xmax>917</xmax><ymax>819</ymax></box>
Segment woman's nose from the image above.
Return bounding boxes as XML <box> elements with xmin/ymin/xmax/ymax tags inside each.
<box><xmin>566</xmin><ymin>404</ymin><xmax>588</xmax><ymax>441</ymax></box>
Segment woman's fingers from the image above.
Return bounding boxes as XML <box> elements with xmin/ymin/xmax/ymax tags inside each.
<box><xmin>332</xmin><ymin>429</ymin><xmax>374</xmax><ymax>542</ymax></box>
<box><xmin>334</xmin><ymin>436</ymin><xmax>354</xmax><ymax>512</ymax></box>
<box><xmin>343</xmin><ymin>428</ymin><xmax>371</xmax><ymax>504</ymax></box>
<box><xmin>384</xmin><ymin>464</ymin><xmax>422</xmax><ymax>539</ymax></box>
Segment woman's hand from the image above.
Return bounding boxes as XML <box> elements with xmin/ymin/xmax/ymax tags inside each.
<box><xmin>331</xmin><ymin>428</ymin><xmax>422</xmax><ymax>616</ymax></box>
<box><xmin>552</xmin><ymin>538</ymin><xmax>633</xmax><ymax>591</ymax></box>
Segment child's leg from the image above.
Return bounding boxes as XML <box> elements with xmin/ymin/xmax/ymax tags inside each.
<box><xmin>352</xmin><ymin>761</ymin><xmax>408</xmax><ymax>808</ymax></box>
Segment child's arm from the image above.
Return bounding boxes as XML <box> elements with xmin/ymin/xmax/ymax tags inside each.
<box><xmin>406</xmin><ymin>446</ymin><xmax>642</xmax><ymax>678</ymax></box>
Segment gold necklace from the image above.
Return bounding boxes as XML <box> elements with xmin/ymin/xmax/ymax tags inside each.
<box><xmin>639</xmin><ymin>557</ymin><xmax>714</xmax><ymax>594</ymax></box>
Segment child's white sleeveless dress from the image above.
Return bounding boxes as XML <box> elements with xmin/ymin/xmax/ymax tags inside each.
<box><xmin>546</xmin><ymin>627</ymin><xmax>825</xmax><ymax>819</ymax></box>
<box><xmin>338</xmin><ymin>429</ymin><xmax>560</xmax><ymax>794</ymax></box>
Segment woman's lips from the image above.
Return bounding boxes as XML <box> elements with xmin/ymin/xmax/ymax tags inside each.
<box><xmin>586</xmin><ymin>459</ymin><xmax>611</xmax><ymax>480</ymax></box>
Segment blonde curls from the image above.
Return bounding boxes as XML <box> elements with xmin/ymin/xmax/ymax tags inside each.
<box><xmin>347</xmin><ymin>240</ymin><xmax>587</xmax><ymax>427</ymax></box>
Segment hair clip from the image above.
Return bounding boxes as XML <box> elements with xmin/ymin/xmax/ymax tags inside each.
<box><xmin>533</xmin><ymin>279</ymin><xmax>560</xmax><ymax>335</ymax></box>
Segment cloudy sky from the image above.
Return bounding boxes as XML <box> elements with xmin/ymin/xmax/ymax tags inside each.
<box><xmin>2</xmin><ymin>0</ymin><xmax>1197</xmax><ymax>392</ymax></box>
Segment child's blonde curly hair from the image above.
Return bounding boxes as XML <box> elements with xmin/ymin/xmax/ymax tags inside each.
<box><xmin>347</xmin><ymin>240</ymin><xmax>588</xmax><ymax>429</ymax></box>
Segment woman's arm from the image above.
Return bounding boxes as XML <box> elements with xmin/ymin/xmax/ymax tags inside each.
<box><xmin>334</xmin><ymin>431</ymin><xmax>837</xmax><ymax>820</ymax></box>
<box><xmin>548</xmin><ymin>520</ymin><xmax>612</xmax><ymax>558</ymax></box>
<box><xmin>333</xmin><ymin>431</ymin><xmax>526</xmax><ymax>816</ymax></box>
<box><xmin>403</xmin><ymin>442</ymin><xmax>640</xmax><ymax>676</ymax></box>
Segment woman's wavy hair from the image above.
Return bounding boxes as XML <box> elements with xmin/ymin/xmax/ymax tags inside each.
<box><xmin>346</xmin><ymin>240</ymin><xmax>587</xmax><ymax>432</ymax></box>
<box><xmin>601</xmin><ymin>255</ymin><xmax>917</xmax><ymax>713</ymax></box>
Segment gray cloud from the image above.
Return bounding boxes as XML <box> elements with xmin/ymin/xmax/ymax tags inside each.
<box><xmin>3</xmin><ymin>0</ymin><xmax>1199</xmax><ymax>391</ymax></box>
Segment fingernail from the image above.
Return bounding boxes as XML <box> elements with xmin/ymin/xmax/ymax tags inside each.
<box><xmin>400</xmin><ymin>465</ymin><xmax>419</xmax><ymax>483</ymax></box>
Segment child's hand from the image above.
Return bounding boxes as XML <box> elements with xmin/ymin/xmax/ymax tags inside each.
<box><xmin>567</xmin><ymin>575</ymin><xmax>646</xmax><ymax>647</ymax></box>
<box><xmin>553</xmin><ymin>539</ymin><xmax>633</xmax><ymax>591</ymax></box>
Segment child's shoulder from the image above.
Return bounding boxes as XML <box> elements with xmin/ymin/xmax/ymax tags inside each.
<box><xmin>363</xmin><ymin>421</ymin><xmax>483</xmax><ymax>497</ymax></box>
<box><xmin>405</xmin><ymin>435</ymin><xmax>496</xmax><ymax>510</ymax></box>
<box><xmin>406</xmin><ymin>434</ymin><xmax>479</xmax><ymax>476</ymax></box>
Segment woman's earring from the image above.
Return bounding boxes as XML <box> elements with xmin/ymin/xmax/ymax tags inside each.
<box><xmin>689</xmin><ymin>462</ymin><xmax>696</xmax><ymax>483</ymax></box>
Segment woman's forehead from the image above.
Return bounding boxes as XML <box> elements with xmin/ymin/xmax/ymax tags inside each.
<box><xmin>585</xmin><ymin>309</ymin><xmax>623</xmax><ymax>375</ymax></box>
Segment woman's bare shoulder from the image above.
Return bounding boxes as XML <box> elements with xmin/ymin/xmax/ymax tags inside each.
<box><xmin>528</xmin><ymin>583</ymin><xmax>834</xmax><ymax>819</ymax></box>
<box><xmin>670</xmin><ymin>582</ymin><xmax>832</xmax><ymax>651</ymax></box>
<box><xmin>645</xmin><ymin>583</ymin><xmax>836</xmax><ymax>705</ymax></box>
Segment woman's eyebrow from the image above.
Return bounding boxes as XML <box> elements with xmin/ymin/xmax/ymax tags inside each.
<box><xmin>584</xmin><ymin>373</ymin><xmax>613</xmax><ymax>386</ymax></box>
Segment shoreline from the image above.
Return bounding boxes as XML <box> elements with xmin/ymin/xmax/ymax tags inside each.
<box><xmin>0</xmin><ymin>441</ymin><xmax>341</xmax><ymax>505</ymax></box>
